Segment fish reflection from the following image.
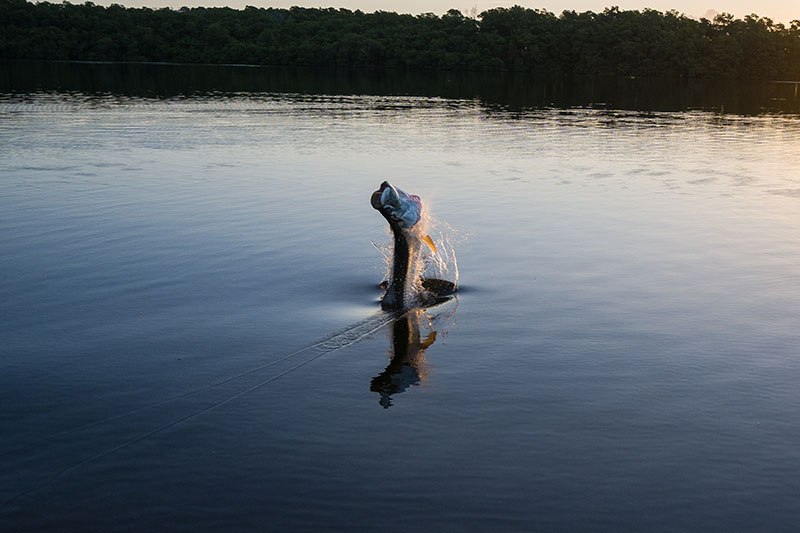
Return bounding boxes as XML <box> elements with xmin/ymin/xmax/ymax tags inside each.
<box><xmin>371</xmin><ymin>308</ymin><xmax>439</xmax><ymax>409</ymax></box>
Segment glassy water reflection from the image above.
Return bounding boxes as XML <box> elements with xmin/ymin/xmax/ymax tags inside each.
<box><xmin>370</xmin><ymin>305</ymin><xmax>457</xmax><ymax>409</ymax></box>
<box><xmin>2</xmin><ymin>66</ymin><xmax>800</xmax><ymax>531</ymax></box>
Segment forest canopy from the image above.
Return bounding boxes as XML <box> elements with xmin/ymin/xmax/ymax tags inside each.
<box><xmin>2</xmin><ymin>0</ymin><xmax>799</xmax><ymax>79</ymax></box>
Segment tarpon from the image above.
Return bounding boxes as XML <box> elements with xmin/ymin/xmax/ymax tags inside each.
<box><xmin>371</xmin><ymin>181</ymin><xmax>455</xmax><ymax>310</ymax></box>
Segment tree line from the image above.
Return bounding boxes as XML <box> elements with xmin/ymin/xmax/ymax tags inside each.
<box><xmin>2</xmin><ymin>0</ymin><xmax>799</xmax><ymax>79</ymax></box>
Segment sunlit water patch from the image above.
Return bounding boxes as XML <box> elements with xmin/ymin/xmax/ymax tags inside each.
<box><xmin>2</xmin><ymin>90</ymin><xmax>800</xmax><ymax>531</ymax></box>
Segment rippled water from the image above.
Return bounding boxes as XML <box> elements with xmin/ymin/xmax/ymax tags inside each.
<box><xmin>2</xmin><ymin>86</ymin><xmax>800</xmax><ymax>531</ymax></box>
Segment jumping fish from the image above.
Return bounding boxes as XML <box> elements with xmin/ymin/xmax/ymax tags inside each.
<box><xmin>371</xmin><ymin>181</ymin><xmax>455</xmax><ymax>310</ymax></box>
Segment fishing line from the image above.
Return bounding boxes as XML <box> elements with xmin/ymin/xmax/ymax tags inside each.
<box><xmin>3</xmin><ymin>310</ymin><xmax>404</xmax><ymax>460</ymax></box>
<box><xmin>1</xmin><ymin>308</ymin><xmax>405</xmax><ymax>510</ymax></box>
<box><xmin>1</xmin><ymin>310</ymin><xmax>404</xmax><ymax>511</ymax></box>
<box><xmin>2</xmin><ymin>345</ymin><xmax>310</xmax><ymax>458</ymax></box>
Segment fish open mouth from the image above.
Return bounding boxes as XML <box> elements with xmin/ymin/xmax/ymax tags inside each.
<box><xmin>371</xmin><ymin>181</ymin><xmax>422</xmax><ymax>229</ymax></box>
<box><xmin>371</xmin><ymin>181</ymin><xmax>437</xmax><ymax>253</ymax></box>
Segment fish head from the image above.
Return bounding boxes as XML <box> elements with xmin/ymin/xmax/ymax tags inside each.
<box><xmin>371</xmin><ymin>181</ymin><xmax>422</xmax><ymax>230</ymax></box>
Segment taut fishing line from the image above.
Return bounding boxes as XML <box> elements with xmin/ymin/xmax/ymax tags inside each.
<box><xmin>0</xmin><ymin>309</ymin><xmax>403</xmax><ymax>511</ymax></box>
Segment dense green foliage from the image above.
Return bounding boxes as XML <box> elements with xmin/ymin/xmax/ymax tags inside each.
<box><xmin>2</xmin><ymin>0</ymin><xmax>800</xmax><ymax>79</ymax></box>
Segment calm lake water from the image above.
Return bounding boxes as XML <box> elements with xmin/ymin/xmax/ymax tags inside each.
<box><xmin>2</xmin><ymin>62</ymin><xmax>800</xmax><ymax>531</ymax></box>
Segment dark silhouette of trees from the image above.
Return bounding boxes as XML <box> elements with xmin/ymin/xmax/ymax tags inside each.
<box><xmin>1</xmin><ymin>0</ymin><xmax>799</xmax><ymax>79</ymax></box>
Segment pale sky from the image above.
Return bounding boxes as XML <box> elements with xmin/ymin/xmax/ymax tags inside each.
<box><xmin>96</xmin><ymin>0</ymin><xmax>798</xmax><ymax>25</ymax></box>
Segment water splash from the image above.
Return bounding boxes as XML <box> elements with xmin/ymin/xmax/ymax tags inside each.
<box><xmin>422</xmin><ymin>221</ymin><xmax>460</xmax><ymax>289</ymax></box>
<box><xmin>373</xmin><ymin>204</ymin><xmax>460</xmax><ymax>308</ymax></box>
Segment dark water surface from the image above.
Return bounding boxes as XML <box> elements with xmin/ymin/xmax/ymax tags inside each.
<box><xmin>2</xmin><ymin>63</ymin><xmax>800</xmax><ymax>531</ymax></box>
